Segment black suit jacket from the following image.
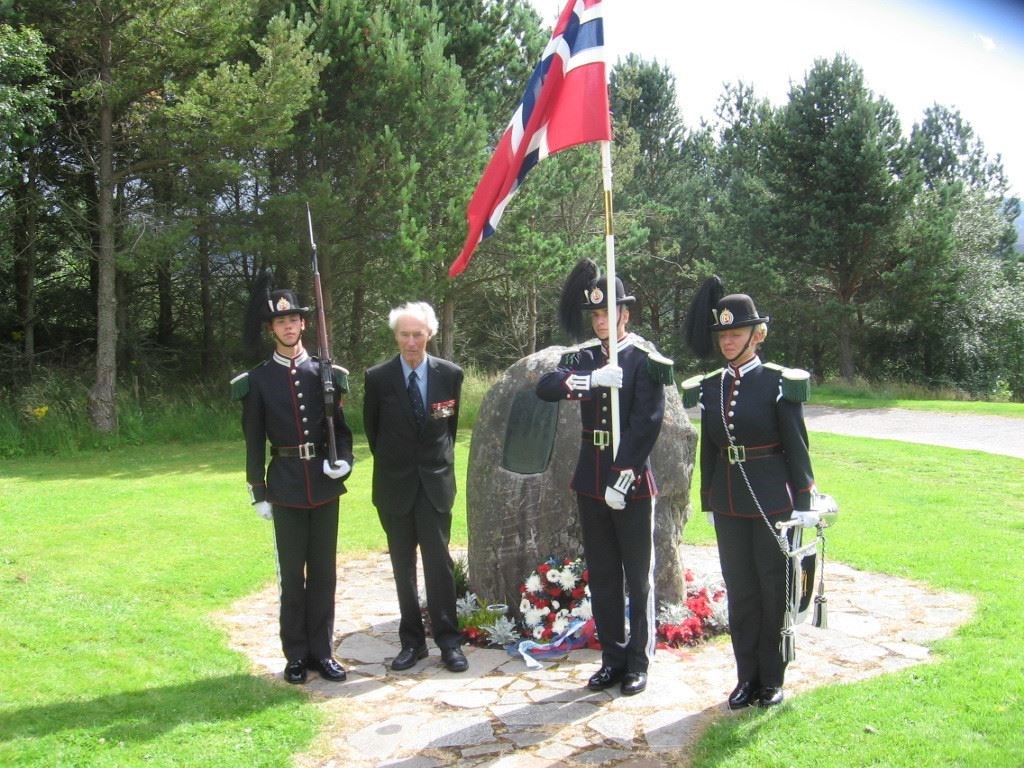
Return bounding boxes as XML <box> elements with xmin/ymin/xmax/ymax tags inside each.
<box><xmin>363</xmin><ymin>354</ymin><xmax>463</xmax><ymax>514</ymax></box>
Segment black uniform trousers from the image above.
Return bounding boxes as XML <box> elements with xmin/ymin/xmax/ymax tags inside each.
<box><xmin>272</xmin><ymin>498</ymin><xmax>339</xmax><ymax>664</ymax></box>
<box><xmin>578</xmin><ymin>493</ymin><xmax>656</xmax><ymax>674</ymax></box>
<box><xmin>378</xmin><ymin>483</ymin><xmax>460</xmax><ymax>651</ymax></box>
<box><xmin>713</xmin><ymin>510</ymin><xmax>791</xmax><ymax>688</ymax></box>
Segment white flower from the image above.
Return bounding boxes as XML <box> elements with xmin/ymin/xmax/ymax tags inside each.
<box><xmin>532</xmin><ymin>625</ymin><xmax>546</xmax><ymax>640</ymax></box>
<box><xmin>571</xmin><ymin>599</ymin><xmax>593</xmax><ymax>621</ymax></box>
<box><xmin>524</xmin><ymin>607</ymin><xmax>546</xmax><ymax>627</ymax></box>
<box><xmin>525</xmin><ymin>574</ymin><xmax>543</xmax><ymax>594</ymax></box>
<box><xmin>545</xmin><ymin>569</ymin><xmax>560</xmax><ymax>583</ymax></box>
<box><xmin>551</xmin><ymin>616</ymin><xmax>569</xmax><ymax>635</ymax></box>
<box><xmin>554</xmin><ymin>568</ymin><xmax>578</xmax><ymax>591</ymax></box>
<box><xmin>551</xmin><ymin>600</ymin><xmax>560</xmax><ymax>610</ymax></box>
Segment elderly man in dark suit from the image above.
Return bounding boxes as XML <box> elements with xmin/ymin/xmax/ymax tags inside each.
<box><xmin>363</xmin><ymin>301</ymin><xmax>467</xmax><ymax>673</ymax></box>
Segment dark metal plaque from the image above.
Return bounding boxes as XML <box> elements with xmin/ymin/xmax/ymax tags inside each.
<box><xmin>501</xmin><ymin>390</ymin><xmax>559</xmax><ymax>474</ymax></box>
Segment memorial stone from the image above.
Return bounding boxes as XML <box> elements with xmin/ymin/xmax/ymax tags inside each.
<box><xmin>466</xmin><ymin>346</ymin><xmax>698</xmax><ymax>612</ymax></box>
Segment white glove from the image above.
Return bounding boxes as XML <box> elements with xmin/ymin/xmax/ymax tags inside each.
<box><xmin>590</xmin><ymin>364</ymin><xmax>623</xmax><ymax>389</ymax></box>
<box><xmin>253</xmin><ymin>501</ymin><xmax>273</xmax><ymax>520</ymax></box>
<box><xmin>604</xmin><ymin>486</ymin><xmax>626</xmax><ymax>510</ymax></box>
<box><xmin>323</xmin><ymin>459</ymin><xmax>351</xmax><ymax>479</ymax></box>
<box><xmin>790</xmin><ymin>510</ymin><xmax>821</xmax><ymax>528</ymax></box>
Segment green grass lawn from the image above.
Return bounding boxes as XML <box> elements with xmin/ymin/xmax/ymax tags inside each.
<box><xmin>813</xmin><ymin>381</ymin><xmax>1024</xmax><ymax>418</ymax></box>
<box><xmin>1</xmin><ymin>426</ymin><xmax>1022</xmax><ymax>766</ymax></box>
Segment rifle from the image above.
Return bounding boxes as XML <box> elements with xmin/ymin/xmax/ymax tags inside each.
<box><xmin>307</xmin><ymin>203</ymin><xmax>339</xmax><ymax>467</ymax></box>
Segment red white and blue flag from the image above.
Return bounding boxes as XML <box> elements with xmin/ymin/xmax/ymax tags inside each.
<box><xmin>448</xmin><ymin>0</ymin><xmax>611</xmax><ymax>277</ymax></box>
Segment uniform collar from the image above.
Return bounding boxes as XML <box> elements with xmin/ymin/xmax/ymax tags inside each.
<box><xmin>273</xmin><ymin>349</ymin><xmax>310</xmax><ymax>368</ymax></box>
<box><xmin>726</xmin><ymin>355</ymin><xmax>760</xmax><ymax>378</ymax></box>
<box><xmin>601</xmin><ymin>333</ymin><xmax>635</xmax><ymax>355</ymax></box>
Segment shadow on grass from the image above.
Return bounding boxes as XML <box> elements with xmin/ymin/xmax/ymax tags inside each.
<box><xmin>0</xmin><ymin>674</ymin><xmax>299</xmax><ymax>745</ymax></box>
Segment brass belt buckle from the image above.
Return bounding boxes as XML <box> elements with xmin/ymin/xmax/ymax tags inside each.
<box><xmin>592</xmin><ymin>430</ymin><xmax>611</xmax><ymax>448</ymax></box>
<box><xmin>727</xmin><ymin>445</ymin><xmax>746</xmax><ymax>464</ymax></box>
<box><xmin>298</xmin><ymin>442</ymin><xmax>315</xmax><ymax>460</ymax></box>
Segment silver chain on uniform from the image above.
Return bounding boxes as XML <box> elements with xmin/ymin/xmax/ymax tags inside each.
<box><xmin>718</xmin><ymin>368</ymin><xmax>795</xmax><ymax>651</ymax></box>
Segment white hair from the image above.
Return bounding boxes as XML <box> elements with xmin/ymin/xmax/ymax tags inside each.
<box><xmin>388</xmin><ymin>301</ymin><xmax>438</xmax><ymax>336</ymax></box>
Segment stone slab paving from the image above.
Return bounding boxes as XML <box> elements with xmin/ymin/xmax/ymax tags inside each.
<box><xmin>217</xmin><ymin>545</ymin><xmax>974</xmax><ymax>767</ymax></box>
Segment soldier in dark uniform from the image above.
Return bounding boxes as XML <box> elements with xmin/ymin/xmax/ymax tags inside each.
<box><xmin>682</xmin><ymin>276</ymin><xmax>814</xmax><ymax>709</ymax></box>
<box><xmin>536</xmin><ymin>259</ymin><xmax>672</xmax><ymax>697</ymax></box>
<box><xmin>230</xmin><ymin>285</ymin><xmax>354</xmax><ymax>685</ymax></box>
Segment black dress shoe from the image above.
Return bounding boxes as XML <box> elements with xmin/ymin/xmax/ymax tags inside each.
<box><xmin>311</xmin><ymin>657</ymin><xmax>347</xmax><ymax>682</ymax></box>
<box><xmin>757</xmin><ymin>686</ymin><xmax>785</xmax><ymax>707</ymax></box>
<box><xmin>586</xmin><ymin>666</ymin><xmax>625</xmax><ymax>691</ymax></box>
<box><xmin>728</xmin><ymin>681</ymin><xmax>757</xmax><ymax>709</ymax></box>
<box><xmin>283</xmin><ymin>660</ymin><xmax>307</xmax><ymax>684</ymax></box>
<box><xmin>391</xmin><ymin>645</ymin><xmax>429</xmax><ymax>671</ymax></box>
<box><xmin>620</xmin><ymin>671</ymin><xmax>647</xmax><ymax>696</ymax></box>
<box><xmin>441</xmin><ymin>646</ymin><xmax>468</xmax><ymax>672</ymax></box>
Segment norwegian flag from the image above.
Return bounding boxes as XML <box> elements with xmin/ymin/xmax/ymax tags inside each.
<box><xmin>448</xmin><ymin>0</ymin><xmax>611</xmax><ymax>277</ymax></box>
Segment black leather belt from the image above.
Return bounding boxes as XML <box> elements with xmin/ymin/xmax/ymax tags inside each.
<box><xmin>721</xmin><ymin>443</ymin><xmax>782</xmax><ymax>464</ymax></box>
<box><xmin>271</xmin><ymin>443</ymin><xmax>317</xmax><ymax>459</ymax></box>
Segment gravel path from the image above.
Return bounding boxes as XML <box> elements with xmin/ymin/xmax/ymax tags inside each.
<box><xmin>803</xmin><ymin>405</ymin><xmax>1024</xmax><ymax>459</ymax></box>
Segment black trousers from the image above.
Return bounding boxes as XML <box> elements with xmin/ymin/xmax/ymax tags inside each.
<box><xmin>578</xmin><ymin>494</ymin><xmax>656</xmax><ymax>674</ymax></box>
<box><xmin>378</xmin><ymin>483</ymin><xmax>460</xmax><ymax>650</ymax></box>
<box><xmin>713</xmin><ymin>511</ymin><xmax>791</xmax><ymax>688</ymax></box>
<box><xmin>272</xmin><ymin>498</ymin><xmax>339</xmax><ymax>663</ymax></box>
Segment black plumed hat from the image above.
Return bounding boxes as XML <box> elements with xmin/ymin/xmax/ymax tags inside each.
<box><xmin>684</xmin><ymin>275</ymin><xmax>724</xmax><ymax>359</ymax></box>
<box><xmin>558</xmin><ymin>258</ymin><xmax>636</xmax><ymax>342</ymax></box>
<box><xmin>243</xmin><ymin>272</ymin><xmax>310</xmax><ymax>357</ymax></box>
<box><xmin>685</xmin><ymin>276</ymin><xmax>770</xmax><ymax>359</ymax></box>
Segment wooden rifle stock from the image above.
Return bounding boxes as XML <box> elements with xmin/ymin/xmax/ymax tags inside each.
<box><xmin>307</xmin><ymin>204</ymin><xmax>339</xmax><ymax>466</ymax></box>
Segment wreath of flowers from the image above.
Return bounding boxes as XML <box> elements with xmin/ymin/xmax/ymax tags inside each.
<box><xmin>455</xmin><ymin>558</ymin><xmax>729</xmax><ymax>652</ymax></box>
<box><xmin>518</xmin><ymin>556</ymin><xmax>592</xmax><ymax>642</ymax></box>
<box><xmin>656</xmin><ymin>569</ymin><xmax>730</xmax><ymax>647</ymax></box>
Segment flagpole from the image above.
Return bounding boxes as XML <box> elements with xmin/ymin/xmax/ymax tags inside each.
<box><xmin>601</xmin><ymin>139</ymin><xmax>621</xmax><ymax>458</ymax></box>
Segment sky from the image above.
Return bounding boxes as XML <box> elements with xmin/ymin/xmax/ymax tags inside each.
<box><xmin>527</xmin><ymin>0</ymin><xmax>1024</xmax><ymax>196</ymax></box>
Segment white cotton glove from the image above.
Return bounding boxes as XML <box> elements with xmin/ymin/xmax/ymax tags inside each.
<box><xmin>590</xmin><ymin>364</ymin><xmax>623</xmax><ymax>389</ymax></box>
<box><xmin>790</xmin><ymin>510</ymin><xmax>821</xmax><ymax>528</ymax></box>
<box><xmin>323</xmin><ymin>458</ymin><xmax>351</xmax><ymax>479</ymax></box>
<box><xmin>604</xmin><ymin>486</ymin><xmax>627</xmax><ymax>510</ymax></box>
<box><xmin>253</xmin><ymin>501</ymin><xmax>273</xmax><ymax>520</ymax></box>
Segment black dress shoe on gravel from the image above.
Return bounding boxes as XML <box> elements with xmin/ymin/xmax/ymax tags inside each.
<box><xmin>586</xmin><ymin>666</ymin><xmax>625</xmax><ymax>691</ymax></box>
<box><xmin>728</xmin><ymin>681</ymin><xmax>757</xmax><ymax>709</ymax></box>
<box><xmin>391</xmin><ymin>645</ymin><xmax>429</xmax><ymax>671</ymax></box>
<box><xmin>441</xmin><ymin>646</ymin><xmax>468</xmax><ymax>672</ymax></box>
<box><xmin>311</xmin><ymin>657</ymin><xmax>347</xmax><ymax>682</ymax></box>
<box><xmin>620</xmin><ymin>672</ymin><xmax>647</xmax><ymax>696</ymax></box>
<box><xmin>757</xmin><ymin>687</ymin><xmax>785</xmax><ymax>707</ymax></box>
<box><xmin>283</xmin><ymin>660</ymin><xmax>307</xmax><ymax>684</ymax></box>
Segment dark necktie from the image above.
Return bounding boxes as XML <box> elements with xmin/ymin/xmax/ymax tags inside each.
<box><xmin>408</xmin><ymin>370</ymin><xmax>425</xmax><ymax>426</ymax></box>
